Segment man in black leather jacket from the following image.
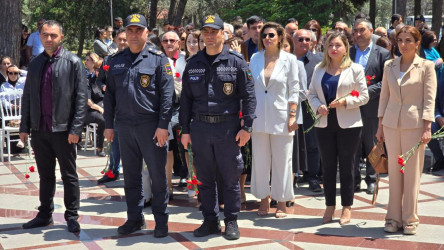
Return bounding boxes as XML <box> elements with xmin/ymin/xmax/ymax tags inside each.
<box><xmin>19</xmin><ymin>20</ymin><xmax>88</xmax><ymax>233</ymax></box>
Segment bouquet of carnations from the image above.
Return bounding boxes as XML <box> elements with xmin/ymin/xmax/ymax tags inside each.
<box><xmin>100</xmin><ymin>142</ymin><xmax>115</xmax><ymax>178</ymax></box>
<box><xmin>186</xmin><ymin>144</ymin><xmax>202</xmax><ymax>193</ymax></box>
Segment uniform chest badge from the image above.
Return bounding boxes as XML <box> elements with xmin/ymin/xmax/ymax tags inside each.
<box><xmin>165</xmin><ymin>63</ymin><xmax>173</xmax><ymax>75</ymax></box>
<box><xmin>223</xmin><ymin>82</ymin><xmax>233</xmax><ymax>95</ymax></box>
<box><xmin>140</xmin><ymin>75</ymin><xmax>150</xmax><ymax>88</ymax></box>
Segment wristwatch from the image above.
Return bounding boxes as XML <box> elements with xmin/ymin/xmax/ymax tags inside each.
<box><xmin>242</xmin><ymin>126</ymin><xmax>253</xmax><ymax>133</ymax></box>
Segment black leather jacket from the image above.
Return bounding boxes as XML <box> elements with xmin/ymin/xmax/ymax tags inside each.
<box><xmin>20</xmin><ymin>47</ymin><xmax>88</xmax><ymax>135</ymax></box>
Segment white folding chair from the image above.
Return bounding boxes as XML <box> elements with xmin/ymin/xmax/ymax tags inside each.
<box><xmin>0</xmin><ymin>89</ymin><xmax>24</xmax><ymax>162</ymax></box>
<box><xmin>84</xmin><ymin>123</ymin><xmax>97</xmax><ymax>155</ymax></box>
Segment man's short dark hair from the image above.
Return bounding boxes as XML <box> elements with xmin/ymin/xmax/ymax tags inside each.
<box><xmin>114</xmin><ymin>17</ymin><xmax>122</xmax><ymax>21</ymax></box>
<box><xmin>391</xmin><ymin>14</ymin><xmax>402</xmax><ymax>24</ymax></box>
<box><xmin>287</xmin><ymin>18</ymin><xmax>297</xmax><ymax>24</ymax></box>
<box><xmin>354</xmin><ymin>12</ymin><xmax>369</xmax><ymax>21</ymax></box>
<box><xmin>43</xmin><ymin>20</ymin><xmax>63</xmax><ymax>34</ymax></box>
<box><xmin>115</xmin><ymin>27</ymin><xmax>125</xmax><ymax>37</ymax></box>
<box><xmin>246</xmin><ymin>15</ymin><xmax>265</xmax><ymax>28</ymax></box>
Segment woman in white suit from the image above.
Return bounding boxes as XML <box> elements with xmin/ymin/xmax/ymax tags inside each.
<box><xmin>308</xmin><ymin>31</ymin><xmax>369</xmax><ymax>225</ymax></box>
<box><xmin>250</xmin><ymin>22</ymin><xmax>299</xmax><ymax>218</ymax></box>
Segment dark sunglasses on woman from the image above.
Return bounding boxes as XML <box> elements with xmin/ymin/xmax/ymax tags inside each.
<box><xmin>261</xmin><ymin>33</ymin><xmax>276</xmax><ymax>39</ymax></box>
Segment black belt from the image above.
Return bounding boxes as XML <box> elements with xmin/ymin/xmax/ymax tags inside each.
<box><xmin>193</xmin><ymin>114</ymin><xmax>238</xmax><ymax>124</ymax></box>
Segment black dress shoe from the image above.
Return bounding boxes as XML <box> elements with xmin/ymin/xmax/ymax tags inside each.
<box><xmin>224</xmin><ymin>220</ymin><xmax>240</xmax><ymax>240</ymax></box>
<box><xmin>308</xmin><ymin>180</ymin><xmax>322</xmax><ymax>192</ymax></box>
<box><xmin>22</xmin><ymin>216</ymin><xmax>53</xmax><ymax>229</ymax></box>
<box><xmin>286</xmin><ymin>201</ymin><xmax>294</xmax><ymax>207</ymax></box>
<box><xmin>354</xmin><ymin>183</ymin><xmax>361</xmax><ymax>192</ymax></box>
<box><xmin>144</xmin><ymin>200</ymin><xmax>151</xmax><ymax>208</ymax></box>
<box><xmin>270</xmin><ymin>200</ymin><xmax>277</xmax><ymax>207</ymax></box>
<box><xmin>432</xmin><ymin>159</ymin><xmax>444</xmax><ymax>172</ymax></box>
<box><xmin>193</xmin><ymin>219</ymin><xmax>221</xmax><ymax>237</ymax></box>
<box><xmin>366</xmin><ymin>183</ymin><xmax>375</xmax><ymax>194</ymax></box>
<box><xmin>67</xmin><ymin>219</ymin><xmax>81</xmax><ymax>233</ymax></box>
<box><xmin>118</xmin><ymin>219</ymin><xmax>146</xmax><ymax>235</ymax></box>
<box><xmin>178</xmin><ymin>178</ymin><xmax>187</xmax><ymax>187</ymax></box>
<box><xmin>154</xmin><ymin>226</ymin><xmax>168</xmax><ymax>238</ymax></box>
<box><xmin>97</xmin><ymin>173</ymin><xmax>120</xmax><ymax>184</ymax></box>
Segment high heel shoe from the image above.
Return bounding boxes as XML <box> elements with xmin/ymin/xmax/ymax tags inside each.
<box><xmin>339</xmin><ymin>206</ymin><xmax>351</xmax><ymax>225</ymax></box>
<box><xmin>322</xmin><ymin>206</ymin><xmax>335</xmax><ymax>224</ymax></box>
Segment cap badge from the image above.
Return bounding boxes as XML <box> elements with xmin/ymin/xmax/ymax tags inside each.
<box><xmin>130</xmin><ymin>14</ymin><xmax>140</xmax><ymax>22</ymax></box>
<box><xmin>205</xmin><ymin>15</ymin><xmax>215</xmax><ymax>24</ymax></box>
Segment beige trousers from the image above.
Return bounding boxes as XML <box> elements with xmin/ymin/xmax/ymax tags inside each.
<box><xmin>384</xmin><ymin>126</ymin><xmax>425</xmax><ymax>227</ymax></box>
<box><xmin>251</xmin><ymin>132</ymin><xmax>294</xmax><ymax>202</ymax></box>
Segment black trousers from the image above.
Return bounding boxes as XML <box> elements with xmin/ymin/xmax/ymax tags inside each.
<box><xmin>117</xmin><ymin>121</ymin><xmax>169</xmax><ymax>225</ymax></box>
<box><xmin>354</xmin><ymin>117</ymin><xmax>378</xmax><ymax>185</ymax></box>
<box><xmin>84</xmin><ymin>110</ymin><xmax>105</xmax><ymax>149</ymax></box>
<box><xmin>190</xmin><ymin>119</ymin><xmax>243</xmax><ymax>221</ymax></box>
<box><xmin>315</xmin><ymin>110</ymin><xmax>361</xmax><ymax>206</ymax></box>
<box><xmin>303</xmin><ymin>104</ymin><xmax>321</xmax><ymax>181</ymax></box>
<box><xmin>31</xmin><ymin>131</ymin><xmax>79</xmax><ymax>221</ymax></box>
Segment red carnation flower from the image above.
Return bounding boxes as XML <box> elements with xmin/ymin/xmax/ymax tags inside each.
<box><xmin>239</xmin><ymin>111</ymin><xmax>243</xmax><ymax>118</ymax></box>
<box><xmin>186</xmin><ymin>179</ymin><xmax>193</xmax><ymax>184</ymax></box>
<box><xmin>399</xmin><ymin>169</ymin><xmax>404</xmax><ymax>174</ymax></box>
<box><xmin>103</xmin><ymin>65</ymin><xmax>110</xmax><ymax>71</ymax></box>
<box><xmin>366</xmin><ymin>75</ymin><xmax>371</xmax><ymax>80</ymax></box>
<box><xmin>187</xmin><ymin>185</ymin><xmax>193</xmax><ymax>190</ymax></box>
<box><xmin>198</xmin><ymin>181</ymin><xmax>202</xmax><ymax>185</ymax></box>
<box><xmin>106</xmin><ymin>170</ymin><xmax>114</xmax><ymax>178</ymax></box>
<box><xmin>192</xmin><ymin>179</ymin><xmax>198</xmax><ymax>185</ymax></box>
<box><xmin>192</xmin><ymin>175</ymin><xmax>197</xmax><ymax>179</ymax></box>
<box><xmin>25</xmin><ymin>174</ymin><xmax>30</xmax><ymax>179</ymax></box>
<box><xmin>29</xmin><ymin>166</ymin><xmax>35</xmax><ymax>172</ymax></box>
<box><xmin>175</xmin><ymin>72</ymin><xmax>180</xmax><ymax>78</ymax></box>
<box><xmin>195</xmin><ymin>190</ymin><xmax>199</xmax><ymax>194</ymax></box>
<box><xmin>101</xmin><ymin>171</ymin><xmax>104</xmax><ymax>174</ymax></box>
<box><xmin>350</xmin><ymin>90</ymin><xmax>359</xmax><ymax>97</ymax></box>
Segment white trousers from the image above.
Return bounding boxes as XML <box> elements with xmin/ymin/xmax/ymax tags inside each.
<box><xmin>251</xmin><ymin>132</ymin><xmax>294</xmax><ymax>202</ymax></box>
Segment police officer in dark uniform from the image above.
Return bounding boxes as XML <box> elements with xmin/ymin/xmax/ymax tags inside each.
<box><xmin>104</xmin><ymin>14</ymin><xmax>174</xmax><ymax>238</ymax></box>
<box><xmin>179</xmin><ymin>15</ymin><xmax>256</xmax><ymax>240</ymax></box>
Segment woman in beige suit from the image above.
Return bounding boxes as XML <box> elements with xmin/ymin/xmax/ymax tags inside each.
<box><xmin>308</xmin><ymin>31</ymin><xmax>369</xmax><ymax>225</ymax></box>
<box><xmin>376</xmin><ymin>26</ymin><xmax>437</xmax><ymax>235</ymax></box>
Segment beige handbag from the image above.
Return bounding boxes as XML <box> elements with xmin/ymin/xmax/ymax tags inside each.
<box><xmin>368</xmin><ymin>141</ymin><xmax>388</xmax><ymax>204</ymax></box>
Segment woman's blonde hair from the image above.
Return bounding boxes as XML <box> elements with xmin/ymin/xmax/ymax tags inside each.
<box><xmin>319</xmin><ymin>31</ymin><xmax>352</xmax><ymax>69</ymax></box>
<box><xmin>257</xmin><ymin>22</ymin><xmax>285</xmax><ymax>51</ymax></box>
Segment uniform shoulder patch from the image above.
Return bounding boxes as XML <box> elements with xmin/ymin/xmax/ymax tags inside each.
<box><xmin>164</xmin><ymin>63</ymin><xmax>173</xmax><ymax>75</ymax></box>
<box><xmin>246</xmin><ymin>69</ymin><xmax>253</xmax><ymax>80</ymax></box>
<box><xmin>229</xmin><ymin>49</ymin><xmax>244</xmax><ymax>59</ymax></box>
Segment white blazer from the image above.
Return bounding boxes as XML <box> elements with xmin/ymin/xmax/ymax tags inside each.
<box><xmin>250</xmin><ymin>50</ymin><xmax>299</xmax><ymax>135</ymax></box>
<box><xmin>308</xmin><ymin>62</ymin><xmax>369</xmax><ymax>129</ymax></box>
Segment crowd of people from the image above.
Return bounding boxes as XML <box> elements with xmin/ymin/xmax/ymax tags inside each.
<box><xmin>0</xmin><ymin>10</ymin><xmax>442</xmax><ymax>240</ymax></box>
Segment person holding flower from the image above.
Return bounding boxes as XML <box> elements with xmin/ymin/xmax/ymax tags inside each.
<box><xmin>308</xmin><ymin>31</ymin><xmax>369</xmax><ymax>225</ymax></box>
<box><xmin>376</xmin><ymin>26</ymin><xmax>437</xmax><ymax>235</ymax></box>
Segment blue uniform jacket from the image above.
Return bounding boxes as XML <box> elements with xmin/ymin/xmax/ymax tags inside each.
<box><xmin>104</xmin><ymin>45</ymin><xmax>174</xmax><ymax>129</ymax></box>
<box><xmin>179</xmin><ymin>46</ymin><xmax>256</xmax><ymax>134</ymax></box>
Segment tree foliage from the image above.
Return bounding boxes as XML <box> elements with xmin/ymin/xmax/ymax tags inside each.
<box><xmin>220</xmin><ymin>0</ymin><xmax>366</xmax><ymax>29</ymax></box>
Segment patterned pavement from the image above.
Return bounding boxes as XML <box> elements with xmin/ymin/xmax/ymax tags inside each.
<box><xmin>0</xmin><ymin>149</ymin><xmax>443</xmax><ymax>249</ymax></box>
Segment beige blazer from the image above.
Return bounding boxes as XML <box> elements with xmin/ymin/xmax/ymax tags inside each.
<box><xmin>378</xmin><ymin>55</ymin><xmax>437</xmax><ymax>129</ymax></box>
<box><xmin>308</xmin><ymin>62</ymin><xmax>369</xmax><ymax>128</ymax></box>
<box><xmin>250</xmin><ymin>50</ymin><xmax>299</xmax><ymax>135</ymax></box>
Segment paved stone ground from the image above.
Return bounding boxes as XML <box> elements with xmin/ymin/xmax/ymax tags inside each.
<box><xmin>0</xmin><ymin>148</ymin><xmax>443</xmax><ymax>249</ymax></box>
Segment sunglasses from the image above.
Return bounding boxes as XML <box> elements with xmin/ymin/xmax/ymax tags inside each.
<box><xmin>298</xmin><ymin>38</ymin><xmax>311</xmax><ymax>42</ymax></box>
<box><xmin>162</xmin><ymin>39</ymin><xmax>178</xmax><ymax>44</ymax></box>
<box><xmin>261</xmin><ymin>33</ymin><xmax>276</xmax><ymax>39</ymax></box>
<box><xmin>7</xmin><ymin>72</ymin><xmax>19</xmax><ymax>75</ymax></box>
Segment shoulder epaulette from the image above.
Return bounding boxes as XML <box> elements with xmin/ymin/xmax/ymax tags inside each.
<box><xmin>186</xmin><ymin>53</ymin><xmax>197</xmax><ymax>62</ymax></box>
<box><xmin>229</xmin><ymin>49</ymin><xmax>244</xmax><ymax>59</ymax></box>
<box><xmin>111</xmin><ymin>49</ymin><xmax>125</xmax><ymax>58</ymax></box>
<box><xmin>147</xmin><ymin>46</ymin><xmax>164</xmax><ymax>56</ymax></box>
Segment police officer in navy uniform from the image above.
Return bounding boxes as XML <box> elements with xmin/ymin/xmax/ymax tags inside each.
<box><xmin>104</xmin><ymin>14</ymin><xmax>174</xmax><ymax>238</ymax></box>
<box><xmin>179</xmin><ymin>15</ymin><xmax>256</xmax><ymax>240</ymax></box>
